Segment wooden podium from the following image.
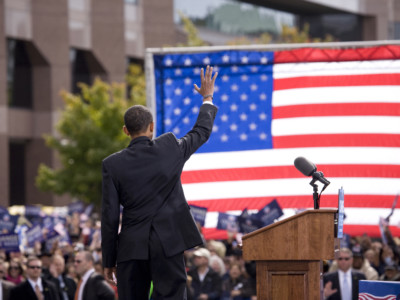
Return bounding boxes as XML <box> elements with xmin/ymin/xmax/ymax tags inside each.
<box><xmin>242</xmin><ymin>209</ymin><xmax>337</xmax><ymax>300</ymax></box>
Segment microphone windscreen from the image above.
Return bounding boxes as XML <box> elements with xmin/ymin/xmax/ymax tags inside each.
<box><xmin>294</xmin><ymin>157</ymin><xmax>317</xmax><ymax>176</ymax></box>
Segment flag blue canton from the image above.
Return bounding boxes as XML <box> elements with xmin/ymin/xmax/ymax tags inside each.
<box><xmin>154</xmin><ymin>51</ymin><xmax>274</xmax><ymax>153</ymax></box>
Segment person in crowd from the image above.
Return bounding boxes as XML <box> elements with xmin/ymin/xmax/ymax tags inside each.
<box><xmin>187</xmin><ymin>247</ymin><xmax>222</xmax><ymax>300</ymax></box>
<box><xmin>9</xmin><ymin>256</ymin><xmax>60</xmax><ymax>300</ymax></box>
<box><xmin>73</xmin><ymin>251</ymin><xmax>115</xmax><ymax>300</ymax></box>
<box><xmin>40</xmin><ymin>252</ymin><xmax>53</xmax><ymax>280</ymax></box>
<box><xmin>379</xmin><ymin>265</ymin><xmax>400</xmax><ymax>281</ymax></box>
<box><xmin>221</xmin><ymin>263</ymin><xmax>247</xmax><ymax>300</ymax></box>
<box><xmin>323</xmin><ymin>248</ymin><xmax>366</xmax><ymax>300</ymax></box>
<box><xmin>364</xmin><ymin>249</ymin><xmax>385</xmax><ymax>276</ymax></box>
<box><xmin>0</xmin><ymin>259</ymin><xmax>15</xmax><ymax>300</ymax></box>
<box><xmin>209</xmin><ymin>255</ymin><xmax>226</xmax><ymax>278</ymax></box>
<box><xmin>49</xmin><ymin>254</ymin><xmax>76</xmax><ymax>300</ymax></box>
<box><xmin>101</xmin><ymin>66</ymin><xmax>218</xmax><ymax>300</ymax></box>
<box><xmin>6</xmin><ymin>258</ymin><xmax>24</xmax><ymax>285</ymax></box>
<box><xmin>351</xmin><ymin>250</ymin><xmax>378</xmax><ymax>280</ymax></box>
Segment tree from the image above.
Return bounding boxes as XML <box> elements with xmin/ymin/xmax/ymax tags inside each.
<box><xmin>176</xmin><ymin>11</ymin><xmax>208</xmax><ymax>47</ymax></box>
<box><xmin>36</xmin><ymin>67</ymin><xmax>145</xmax><ymax>205</ymax></box>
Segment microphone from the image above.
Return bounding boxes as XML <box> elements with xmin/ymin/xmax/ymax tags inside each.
<box><xmin>294</xmin><ymin>157</ymin><xmax>330</xmax><ymax>186</ymax></box>
<box><xmin>294</xmin><ymin>157</ymin><xmax>316</xmax><ymax>176</ymax></box>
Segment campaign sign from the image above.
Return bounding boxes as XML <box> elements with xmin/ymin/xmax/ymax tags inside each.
<box><xmin>0</xmin><ymin>214</ymin><xmax>18</xmax><ymax>233</ymax></box>
<box><xmin>238</xmin><ymin>215</ymin><xmax>264</xmax><ymax>234</ymax></box>
<box><xmin>44</xmin><ymin>230</ymin><xmax>60</xmax><ymax>252</ymax></box>
<box><xmin>217</xmin><ymin>213</ymin><xmax>239</xmax><ymax>232</ymax></box>
<box><xmin>359</xmin><ymin>280</ymin><xmax>400</xmax><ymax>300</ymax></box>
<box><xmin>25</xmin><ymin>205</ymin><xmax>42</xmax><ymax>217</ymax></box>
<box><xmin>0</xmin><ymin>233</ymin><xmax>20</xmax><ymax>252</ymax></box>
<box><xmin>68</xmin><ymin>201</ymin><xmax>85</xmax><ymax>214</ymax></box>
<box><xmin>0</xmin><ymin>205</ymin><xmax>9</xmax><ymax>215</ymax></box>
<box><xmin>26</xmin><ymin>224</ymin><xmax>44</xmax><ymax>247</ymax></box>
<box><xmin>189</xmin><ymin>205</ymin><xmax>208</xmax><ymax>227</ymax></box>
<box><xmin>84</xmin><ymin>204</ymin><xmax>94</xmax><ymax>217</ymax></box>
<box><xmin>254</xmin><ymin>199</ymin><xmax>283</xmax><ymax>227</ymax></box>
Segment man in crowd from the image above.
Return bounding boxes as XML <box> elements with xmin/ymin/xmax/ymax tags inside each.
<box><xmin>101</xmin><ymin>66</ymin><xmax>218</xmax><ymax>299</ymax></box>
<box><xmin>323</xmin><ymin>248</ymin><xmax>366</xmax><ymax>300</ymax></box>
<box><xmin>0</xmin><ymin>259</ymin><xmax>15</xmax><ymax>300</ymax></box>
<box><xmin>49</xmin><ymin>254</ymin><xmax>77</xmax><ymax>300</ymax></box>
<box><xmin>9</xmin><ymin>256</ymin><xmax>60</xmax><ymax>300</ymax></box>
<box><xmin>187</xmin><ymin>248</ymin><xmax>222</xmax><ymax>300</ymax></box>
<box><xmin>73</xmin><ymin>251</ymin><xmax>115</xmax><ymax>300</ymax></box>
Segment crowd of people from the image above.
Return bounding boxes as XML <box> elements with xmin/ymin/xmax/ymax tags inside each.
<box><xmin>0</xmin><ymin>215</ymin><xmax>398</xmax><ymax>300</ymax></box>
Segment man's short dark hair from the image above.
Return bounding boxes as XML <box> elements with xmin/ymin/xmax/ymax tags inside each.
<box><xmin>124</xmin><ymin>105</ymin><xmax>153</xmax><ymax>135</ymax></box>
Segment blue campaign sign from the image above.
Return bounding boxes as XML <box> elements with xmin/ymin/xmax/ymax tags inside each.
<box><xmin>254</xmin><ymin>199</ymin><xmax>283</xmax><ymax>227</ymax></box>
<box><xmin>26</xmin><ymin>224</ymin><xmax>44</xmax><ymax>247</ymax></box>
<box><xmin>0</xmin><ymin>233</ymin><xmax>20</xmax><ymax>252</ymax></box>
<box><xmin>68</xmin><ymin>201</ymin><xmax>85</xmax><ymax>214</ymax></box>
<box><xmin>25</xmin><ymin>205</ymin><xmax>42</xmax><ymax>217</ymax></box>
<box><xmin>189</xmin><ymin>205</ymin><xmax>208</xmax><ymax>227</ymax></box>
<box><xmin>338</xmin><ymin>187</ymin><xmax>345</xmax><ymax>239</ymax></box>
<box><xmin>0</xmin><ymin>214</ymin><xmax>18</xmax><ymax>233</ymax></box>
<box><xmin>217</xmin><ymin>212</ymin><xmax>239</xmax><ymax>232</ymax></box>
<box><xmin>238</xmin><ymin>215</ymin><xmax>264</xmax><ymax>234</ymax></box>
<box><xmin>359</xmin><ymin>280</ymin><xmax>400</xmax><ymax>299</ymax></box>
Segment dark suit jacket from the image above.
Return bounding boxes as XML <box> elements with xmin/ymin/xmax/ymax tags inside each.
<box><xmin>2</xmin><ymin>279</ymin><xmax>15</xmax><ymax>300</ymax></box>
<box><xmin>9</xmin><ymin>279</ymin><xmax>60</xmax><ymax>300</ymax></box>
<box><xmin>81</xmin><ymin>272</ymin><xmax>115</xmax><ymax>300</ymax></box>
<box><xmin>101</xmin><ymin>103</ymin><xmax>218</xmax><ymax>266</ymax></box>
<box><xmin>323</xmin><ymin>270</ymin><xmax>366</xmax><ymax>300</ymax></box>
<box><xmin>49</xmin><ymin>274</ymin><xmax>76</xmax><ymax>300</ymax></box>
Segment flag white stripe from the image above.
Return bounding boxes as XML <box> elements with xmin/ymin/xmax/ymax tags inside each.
<box><xmin>183</xmin><ymin>177</ymin><xmax>400</xmax><ymax>201</ymax></box>
<box><xmin>203</xmin><ymin>208</ymin><xmax>400</xmax><ymax>228</ymax></box>
<box><xmin>272</xmin><ymin>116</ymin><xmax>400</xmax><ymax>136</ymax></box>
<box><xmin>273</xmin><ymin>60</ymin><xmax>400</xmax><ymax>78</ymax></box>
<box><xmin>183</xmin><ymin>147</ymin><xmax>400</xmax><ymax>171</ymax></box>
<box><xmin>272</xmin><ymin>86</ymin><xmax>400</xmax><ymax>107</ymax></box>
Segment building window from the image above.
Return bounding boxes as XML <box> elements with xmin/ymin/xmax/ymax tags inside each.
<box><xmin>9</xmin><ymin>141</ymin><xmax>26</xmax><ymax>205</ymax></box>
<box><xmin>7</xmin><ymin>39</ymin><xmax>33</xmax><ymax>108</ymax></box>
<box><xmin>70</xmin><ymin>48</ymin><xmax>107</xmax><ymax>94</ymax></box>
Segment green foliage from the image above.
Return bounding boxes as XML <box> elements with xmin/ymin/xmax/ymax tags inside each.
<box><xmin>176</xmin><ymin>11</ymin><xmax>208</xmax><ymax>47</ymax></box>
<box><xmin>36</xmin><ymin>66</ymin><xmax>145</xmax><ymax>205</ymax></box>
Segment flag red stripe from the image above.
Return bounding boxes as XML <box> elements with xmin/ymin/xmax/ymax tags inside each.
<box><xmin>188</xmin><ymin>195</ymin><xmax>399</xmax><ymax>212</ymax></box>
<box><xmin>182</xmin><ymin>165</ymin><xmax>400</xmax><ymax>184</ymax></box>
<box><xmin>273</xmin><ymin>103</ymin><xmax>400</xmax><ymax>119</ymax></box>
<box><xmin>201</xmin><ymin>224</ymin><xmax>400</xmax><ymax>240</ymax></box>
<box><xmin>274</xmin><ymin>74</ymin><xmax>400</xmax><ymax>91</ymax></box>
<box><xmin>273</xmin><ymin>134</ymin><xmax>400</xmax><ymax>148</ymax></box>
<box><xmin>274</xmin><ymin>45</ymin><xmax>400</xmax><ymax>63</ymax></box>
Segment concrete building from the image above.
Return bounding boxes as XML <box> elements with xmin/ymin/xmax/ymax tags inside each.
<box><xmin>0</xmin><ymin>0</ymin><xmax>181</xmax><ymax>207</ymax></box>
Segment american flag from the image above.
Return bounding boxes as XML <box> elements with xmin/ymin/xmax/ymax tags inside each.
<box><xmin>149</xmin><ymin>43</ymin><xmax>400</xmax><ymax>240</ymax></box>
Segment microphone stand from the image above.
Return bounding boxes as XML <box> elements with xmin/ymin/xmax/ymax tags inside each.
<box><xmin>309</xmin><ymin>175</ymin><xmax>330</xmax><ymax>210</ymax></box>
<box><xmin>309</xmin><ymin>178</ymin><xmax>320</xmax><ymax>209</ymax></box>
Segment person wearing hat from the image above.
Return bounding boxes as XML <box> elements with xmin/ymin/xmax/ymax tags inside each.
<box><xmin>187</xmin><ymin>248</ymin><xmax>222</xmax><ymax>300</ymax></box>
<box><xmin>351</xmin><ymin>249</ymin><xmax>378</xmax><ymax>280</ymax></box>
<box><xmin>379</xmin><ymin>265</ymin><xmax>400</xmax><ymax>281</ymax></box>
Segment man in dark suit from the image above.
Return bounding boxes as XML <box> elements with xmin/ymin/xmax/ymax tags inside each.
<box><xmin>0</xmin><ymin>259</ymin><xmax>15</xmax><ymax>300</ymax></box>
<box><xmin>48</xmin><ymin>254</ymin><xmax>76</xmax><ymax>300</ymax></box>
<box><xmin>73</xmin><ymin>251</ymin><xmax>115</xmax><ymax>300</ymax></box>
<box><xmin>323</xmin><ymin>248</ymin><xmax>366</xmax><ymax>300</ymax></box>
<box><xmin>9</xmin><ymin>256</ymin><xmax>60</xmax><ymax>300</ymax></box>
<box><xmin>101</xmin><ymin>65</ymin><xmax>218</xmax><ymax>300</ymax></box>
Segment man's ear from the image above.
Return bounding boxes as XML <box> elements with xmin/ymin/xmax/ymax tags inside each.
<box><xmin>123</xmin><ymin>125</ymin><xmax>130</xmax><ymax>136</ymax></box>
<box><xmin>149</xmin><ymin>122</ymin><xmax>154</xmax><ymax>133</ymax></box>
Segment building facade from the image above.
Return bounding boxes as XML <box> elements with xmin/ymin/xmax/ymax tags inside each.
<box><xmin>0</xmin><ymin>0</ymin><xmax>180</xmax><ymax>207</ymax></box>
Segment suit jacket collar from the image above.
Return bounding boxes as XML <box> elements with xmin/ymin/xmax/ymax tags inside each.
<box><xmin>128</xmin><ymin>136</ymin><xmax>150</xmax><ymax>147</ymax></box>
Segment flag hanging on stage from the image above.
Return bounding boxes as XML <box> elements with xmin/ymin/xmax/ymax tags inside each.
<box><xmin>151</xmin><ymin>44</ymin><xmax>400</xmax><ymax>240</ymax></box>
